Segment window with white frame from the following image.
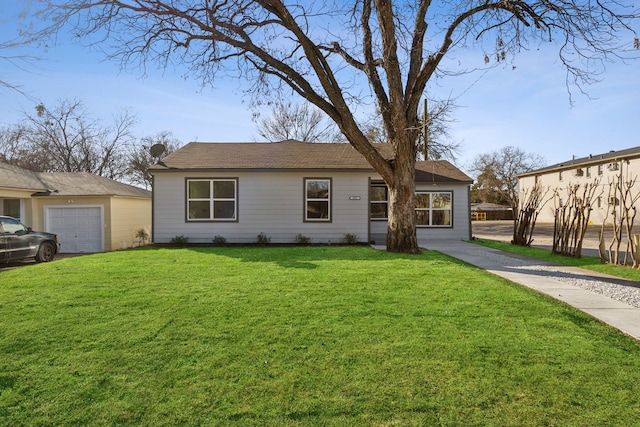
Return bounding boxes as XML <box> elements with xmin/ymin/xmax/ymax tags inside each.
<box><xmin>305</xmin><ymin>178</ymin><xmax>331</xmax><ymax>221</ymax></box>
<box><xmin>415</xmin><ymin>192</ymin><xmax>452</xmax><ymax>227</ymax></box>
<box><xmin>187</xmin><ymin>178</ymin><xmax>237</xmax><ymax>221</ymax></box>
<box><xmin>370</xmin><ymin>182</ymin><xmax>388</xmax><ymax>219</ymax></box>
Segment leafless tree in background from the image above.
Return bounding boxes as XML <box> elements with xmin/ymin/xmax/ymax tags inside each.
<box><xmin>552</xmin><ymin>180</ymin><xmax>601</xmax><ymax>257</ymax></box>
<box><xmin>254</xmin><ymin>103</ymin><xmax>344</xmax><ymax>143</ymax></box>
<box><xmin>419</xmin><ymin>98</ymin><xmax>462</xmax><ymax>162</ymax></box>
<box><xmin>471</xmin><ymin>146</ymin><xmax>548</xmax><ymax>245</ymax></box>
<box><xmin>0</xmin><ymin>99</ymin><xmax>136</xmax><ymax>180</ymax></box>
<box><xmin>0</xmin><ymin>125</ymin><xmax>36</xmax><ymax>169</ymax></box>
<box><xmin>600</xmin><ymin>172</ymin><xmax>640</xmax><ymax>267</ymax></box>
<box><xmin>127</xmin><ymin>131</ymin><xmax>182</xmax><ymax>189</ymax></box>
<box><xmin>19</xmin><ymin>0</ymin><xmax>639</xmax><ymax>252</ymax></box>
<box><xmin>513</xmin><ymin>182</ymin><xmax>552</xmax><ymax>246</ymax></box>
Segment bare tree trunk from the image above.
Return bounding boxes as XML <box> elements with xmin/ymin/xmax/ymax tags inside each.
<box><xmin>622</xmin><ymin>180</ymin><xmax>638</xmax><ymax>266</ymax></box>
<box><xmin>387</xmin><ymin>183</ymin><xmax>419</xmax><ymax>253</ymax></box>
<box><xmin>512</xmin><ymin>183</ymin><xmax>549</xmax><ymax>246</ymax></box>
<box><xmin>385</xmin><ymin>146</ymin><xmax>419</xmax><ymax>254</ymax></box>
<box><xmin>598</xmin><ymin>171</ymin><xmax>640</xmax><ymax>267</ymax></box>
<box><xmin>609</xmin><ymin>207</ymin><xmax>622</xmax><ymax>265</ymax></box>
<box><xmin>552</xmin><ymin>181</ymin><xmax>599</xmax><ymax>258</ymax></box>
<box><xmin>598</xmin><ymin>229</ymin><xmax>607</xmax><ymax>262</ymax></box>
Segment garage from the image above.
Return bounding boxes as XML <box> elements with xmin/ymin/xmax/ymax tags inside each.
<box><xmin>47</xmin><ymin>206</ymin><xmax>104</xmax><ymax>253</ymax></box>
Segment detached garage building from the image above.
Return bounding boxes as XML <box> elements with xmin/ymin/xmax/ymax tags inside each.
<box><xmin>0</xmin><ymin>161</ymin><xmax>151</xmax><ymax>253</ymax></box>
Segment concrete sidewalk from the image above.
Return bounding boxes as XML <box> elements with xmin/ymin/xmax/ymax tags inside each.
<box><xmin>419</xmin><ymin>240</ymin><xmax>640</xmax><ymax>341</ymax></box>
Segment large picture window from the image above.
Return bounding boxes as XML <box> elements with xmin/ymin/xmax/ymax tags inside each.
<box><xmin>305</xmin><ymin>178</ymin><xmax>331</xmax><ymax>221</ymax></box>
<box><xmin>187</xmin><ymin>179</ymin><xmax>237</xmax><ymax>221</ymax></box>
<box><xmin>415</xmin><ymin>192</ymin><xmax>452</xmax><ymax>227</ymax></box>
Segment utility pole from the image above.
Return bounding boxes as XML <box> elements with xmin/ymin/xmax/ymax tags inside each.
<box><xmin>422</xmin><ymin>98</ymin><xmax>429</xmax><ymax>160</ymax></box>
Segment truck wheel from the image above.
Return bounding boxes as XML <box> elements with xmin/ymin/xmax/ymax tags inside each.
<box><xmin>35</xmin><ymin>242</ymin><xmax>56</xmax><ymax>263</ymax></box>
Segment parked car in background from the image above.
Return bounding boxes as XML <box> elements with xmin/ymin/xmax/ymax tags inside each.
<box><xmin>0</xmin><ymin>216</ymin><xmax>60</xmax><ymax>264</ymax></box>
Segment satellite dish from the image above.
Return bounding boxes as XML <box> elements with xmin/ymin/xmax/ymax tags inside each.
<box><xmin>149</xmin><ymin>143</ymin><xmax>166</xmax><ymax>158</ymax></box>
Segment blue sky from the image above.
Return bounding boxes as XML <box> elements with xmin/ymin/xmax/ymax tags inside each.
<box><xmin>1</xmin><ymin>4</ymin><xmax>638</xmax><ymax>175</ymax></box>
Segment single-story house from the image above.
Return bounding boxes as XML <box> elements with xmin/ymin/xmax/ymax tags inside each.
<box><xmin>150</xmin><ymin>141</ymin><xmax>473</xmax><ymax>245</ymax></box>
<box><xmin>0</xmin><ymin>161</ymin><xmax>152</xmax><ymax>253</ymax></box>
<box><xmin>518</xmin><ymin>146</ymin><xmax>640</xmax><ymax>224</ymax></box>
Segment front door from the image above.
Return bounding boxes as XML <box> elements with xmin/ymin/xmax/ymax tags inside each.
<box><xmin>369</xmin><ymin>181</ymin><xmax>389</xmax><ymax>244</ymax></box>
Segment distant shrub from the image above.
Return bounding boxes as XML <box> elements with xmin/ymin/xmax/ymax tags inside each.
<box><xmin>294</xmin><ymin>234</ymin><xmax>311</xmax><ymax>245</ymax></box>
<box><xmin>255</xmin><ymin>232</ymin><xmax>271</xmax><ymax>245</ymax></box>
<box><xmin>212</xmin><ymin>235</ymin><xmax>227</xmax><ymax>246</ymax></box>
<box><xmin>170</xmin><ymin>235</ymin><xmax>189</xmax><ymax>246</ymax></box>
<box><xmin>342</xmin><ymin>233</ymin><xmax>359</xmax><ymax>245</ymax></box>
<box><xmin>135</xmin><ymin>228</ymin><xmax>150</xmax><ymax>245</ymax></box>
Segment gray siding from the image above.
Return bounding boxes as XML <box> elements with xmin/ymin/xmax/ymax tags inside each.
<box><xmin>154</xmin><ymin>171</ymin><xmax>471</xmax><ymax>244</ymax></box>
<box><xmin>153</xmin><ymin>171</ymin><xmax>371</xmax><ymax>244</ymax></box>
<box><xmin>370</xmin><ymin>183</ymin><xmax>471</xmax><ymax>244</ymax></box>
<box><xmin>415</xmin><ymin>183</ymin><xmax>471</xmax><ymax>242</ymax></box>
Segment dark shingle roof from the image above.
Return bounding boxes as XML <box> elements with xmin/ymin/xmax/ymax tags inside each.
<box><xmin>151</xmin><ymin>141</ymin><xmax>472</xmax><ymax>184</ymax></box>
<box><xmin>0</xmin><ymin>161</ymin><xmax>151</xmax><ymax>198</ymax></box>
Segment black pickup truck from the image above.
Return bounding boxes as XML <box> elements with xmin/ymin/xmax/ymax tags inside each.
<box><xmin>0</xmin><ymin>216</ymin><xmax>60</xmax><ymax>264</ymax></box>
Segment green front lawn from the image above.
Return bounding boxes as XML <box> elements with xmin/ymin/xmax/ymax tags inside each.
<box><xmin>1</xmin><ymin>246</ymin><xmax>640</xmax><ymax>426</ymax></box>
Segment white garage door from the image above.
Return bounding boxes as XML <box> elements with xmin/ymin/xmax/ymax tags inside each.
<box><xmin>47</xmin><ymin>206</ymin><xmax>104</xmax><ymax>253</ymax></box>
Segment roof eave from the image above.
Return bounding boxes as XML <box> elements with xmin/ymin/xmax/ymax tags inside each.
<box><xmin>519</xmin><ymin>147</ymin><xmax>640</xmax><ymax>177</ymax></box>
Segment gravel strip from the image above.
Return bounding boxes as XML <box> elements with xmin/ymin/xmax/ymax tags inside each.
<box><xmin>492</xmin><ymin>251</ymin><xmax>640</xmax><ymax>308</ymax></box>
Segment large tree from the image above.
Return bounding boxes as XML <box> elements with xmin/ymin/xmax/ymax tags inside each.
<box><xmin>470</xmin><ymin>146</ymin><xmax>546</xmax><ymax>211</ymax></box>
<box><xmin>470</xmin><ymin>165</ymin><xmax>511</xmax><ymax>205</ymax></box>
<box><xmin>22</xmin><ymin>1</ymin><xmax>639</xmax><ymax>252</ymax></box>
<box><xmin>0</xmin><ymin>38</ymin><xmax>34</xmax><ymax>96</ymax></box>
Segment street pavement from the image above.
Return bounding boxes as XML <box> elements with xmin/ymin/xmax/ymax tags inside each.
<box><xmin>471</xmin><ymin>220</ymin><xmax>630</xmax><ymax>259</ymax></box>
